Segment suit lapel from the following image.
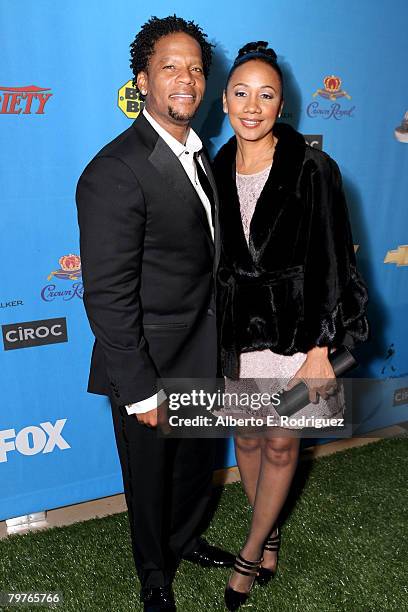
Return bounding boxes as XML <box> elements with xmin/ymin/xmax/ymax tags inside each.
<box><xmin>200</xmin><ymin>152</ymin><xmax>220</xmax><ymax>272</ymax></box>
<box><xmin>148</xmin><ymin>137</ymin><xmax>214</xmax><ymax>249</ymax></box>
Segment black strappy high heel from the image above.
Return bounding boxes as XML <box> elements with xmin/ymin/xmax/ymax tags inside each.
<box><xmin>224</xmin><ymin>552</ymin><xmax>263</xmax><ymax>611</ymax></box>
<box><xmin>256</xmin><ymin>525</ymin><xmax>281</xmax><ymax>586</ymax></box>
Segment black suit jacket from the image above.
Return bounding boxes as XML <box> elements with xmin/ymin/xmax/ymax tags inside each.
<box><xmin>76</xmin><ymin>114</ymin><xmax>220</xmax><ymax>405</ymax></box>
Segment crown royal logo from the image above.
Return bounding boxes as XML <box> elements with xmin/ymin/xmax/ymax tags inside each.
<box><xmin>0</xmin><ymin>85</ymin><xmax>53</xmax><ymax>115</ymax></box>
<box><xmin>47</xmin><ymin>254</ymin><xmax>81</xmax><ymax>281</ymax></box>
<box><xmin>307</xmin><ymin>75</ymin><xmax>355</xmax><ymax>120</ymax></box>
<box><xmin>313</xmin><ymin>76</ymin><xmax>351</xmax><ymax>101</ymax></box>
<box><xmin>41</xmin><ymin>254</ymin><xmax>83</xmax><ymax>302</ymax></box>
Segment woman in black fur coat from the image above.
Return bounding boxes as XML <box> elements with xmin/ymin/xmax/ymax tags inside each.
<box><xmin>213</xmin><ymin>42</ymin><xmax>369</xmax><ymax>610</ymax></box>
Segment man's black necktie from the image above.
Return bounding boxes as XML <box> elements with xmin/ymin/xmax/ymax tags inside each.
<box><xmin>193</xmin><ymin>152</ymin><xmax>215</xmax><ymax>228</ymax></box>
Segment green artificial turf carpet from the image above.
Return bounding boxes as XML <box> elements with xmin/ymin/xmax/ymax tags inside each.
<box><xmin>0</xmin><ymin>438</ymin><xmax>407</xmax><ymax>612</ymax></box>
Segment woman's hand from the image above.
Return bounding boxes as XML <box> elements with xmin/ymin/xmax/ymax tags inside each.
<box><xmin>286</xmin><ymin>347</ymin><xmax>337</xmax><ymax>403</ymax></box>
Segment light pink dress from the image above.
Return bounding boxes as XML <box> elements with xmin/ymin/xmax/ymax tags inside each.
<box><xmin>223</xmin><ymin>165</ymin><xmax>345</xmax><ymax>429</ymax></box>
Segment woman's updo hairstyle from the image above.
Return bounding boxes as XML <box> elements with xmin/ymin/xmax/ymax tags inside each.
<box><xmin>226</xmin><ymin>41</ymin><xmax>283</xmax><ymax>98</ymax></box>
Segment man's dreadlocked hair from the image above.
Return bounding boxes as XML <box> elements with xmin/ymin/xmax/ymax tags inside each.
<box><xmin>130</xmin><ymin>15</ymin><xmax>214</xmax><ymax>98</ymax></box>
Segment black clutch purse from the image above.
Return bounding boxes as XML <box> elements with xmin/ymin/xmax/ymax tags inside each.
<box><xmin>274</xmin><ymin>346</ymin><xmax>357</xmax><ymax>417</ymax></box>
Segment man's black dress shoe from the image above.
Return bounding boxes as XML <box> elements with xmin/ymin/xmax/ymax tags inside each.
<box><xmin>182</xmin><ymin>538</ymin><xmax>235</xmax><ymax>568</ymax></box>
<box><xmin>140</xmin><ymin>585</ymin><xmax>176</xmax><ymax>611</ymax></box>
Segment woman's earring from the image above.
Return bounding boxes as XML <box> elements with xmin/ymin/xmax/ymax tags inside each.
<box><xmin>141</xmin><ymin>90</ymin><xmax>147</xmax><ymax>96</ymax></box>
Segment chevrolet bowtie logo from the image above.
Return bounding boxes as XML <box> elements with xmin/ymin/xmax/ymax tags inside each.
<box><xmin>384</xmin><ymin>245</ymin><xmax>408</xmax><ymax>267</ymax></box>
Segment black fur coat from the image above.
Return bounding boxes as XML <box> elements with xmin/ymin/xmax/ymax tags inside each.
<box><xmin>213</xmin><ymin>122</ymin><xmax>369</xmax><ymax>379</ymax></box>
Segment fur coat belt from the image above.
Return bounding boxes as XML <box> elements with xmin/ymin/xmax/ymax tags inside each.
<box><xmin>213</xmin><ymin>123</ymin><xmax>369</xmax><ymax>379</ymax></box>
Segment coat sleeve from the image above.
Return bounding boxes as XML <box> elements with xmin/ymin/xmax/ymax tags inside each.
<box><xmin>302</xmin><ymin>155</ymin><xmax>369</xmax><ymax>351</ymax></box>
<box><xmin>76</xmin><ymin>155</ymin><xmax>160</xmax><ymax>405</ymax></box>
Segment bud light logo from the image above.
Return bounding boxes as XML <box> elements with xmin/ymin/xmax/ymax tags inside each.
<box><xmin>2</xmin><ymin>317</ymin><xmax>68</xmax><ymax>351</ymax></box>
<box><xmin>41</xmin><ymin>254</ymin><xmax>83</xmax><ymax>302</ymax></box>
<box><xmin>0</xmin><ymin>419</ymin><xmax>70</xmax><ymax>463</ymax></box>
<box><xmin>0</xmin><ymin>85</ymin><xmax>53</xmax><ymax>115</ymax></box>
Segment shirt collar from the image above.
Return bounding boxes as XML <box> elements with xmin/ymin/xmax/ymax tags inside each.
<box><xmin>143</xmin><ymin>108</ymin><xmax>203</xmax><ymax>158</ymax></box>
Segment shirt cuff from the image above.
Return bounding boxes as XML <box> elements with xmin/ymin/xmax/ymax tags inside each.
<box><xmin>125</xmin><ymin>389</ymin><xmax>167</xmax><ymax>415</ymax></box>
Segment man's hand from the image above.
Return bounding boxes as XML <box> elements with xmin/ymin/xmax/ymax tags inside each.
<box><xmin>132</xmin><ymin>399</ymin><xmax>170</xmax><ymax>433</ymax></box>
<box><xmin>286</xmin><ymin>347</ymin><xmax>337</xmax><ymax>403</ymax></box>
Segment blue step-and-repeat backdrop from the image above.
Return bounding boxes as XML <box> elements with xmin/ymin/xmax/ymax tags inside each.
<box><xmin>1</xmin><ymin>0</ymin><xmax>407</xmax><ymax>521</ymax></box>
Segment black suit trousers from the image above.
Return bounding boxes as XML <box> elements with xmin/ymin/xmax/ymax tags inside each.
<box><xmin>109</xmin><ymin>399</ymin><xmax>216</xmax><ymax>588</ymax></box>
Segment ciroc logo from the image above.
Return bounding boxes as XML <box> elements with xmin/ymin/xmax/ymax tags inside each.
<box><xmin>393</xmin><ymin>387</ymin><xmax>408</xmax><ymax>406</ymax></box>
<box><xmin>304</xmin><ymin>134</ymin><xmax>323</xmax><ymax>149</ymax></box>
<box><xmin>118</xmin><ymin>80</ymin><xmax>144</xmax><ymax>118</ymax></box>
<box><xmin>307</xmin><ymin>75</ymin><xmax>355</xmax><ymax>120</ymax></box>
<box><xmin>2</xmin><ymin>317</ymin><xmax>68</xmax><ymax>351</ymax></box>
<box><xmin>41</xmin><ymin>254</ymin><xmax>83</xmax><ymax>302</ymax></box>
<box><xmin>0</xmin><ymin>419</ymin><xmax>70</xmax><ymax>463</ymax></box>
<box><xmin>0</xmin><ymin>85</ymin><xmax>53</xmax><ymax>115</ymax></box>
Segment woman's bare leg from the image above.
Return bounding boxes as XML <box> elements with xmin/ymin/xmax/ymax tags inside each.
<box><xmin>229</xmin><ymin>433</ymin><xmax>300</xmax><ymax>592</ymax></box>
<box><xmin>234</xmin><ymin>433</ymin><xmax>263</xmax><ymax>506</ymax></box>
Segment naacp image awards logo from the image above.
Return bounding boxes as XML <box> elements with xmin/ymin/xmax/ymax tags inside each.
<box><xmin>307</xmin><ymin>75</ymin><xmax>355</xmax><ymax>120</ymax></box>
<box><xmin>394</xmin><ymin>111</ymin><xmax>408</xmax><ymax>143</ymax></box>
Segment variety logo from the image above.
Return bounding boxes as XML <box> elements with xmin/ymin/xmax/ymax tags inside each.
<box><xmin>0</xmin><ymin>299</ymin><xmax>23</xmax><ymax>309</ymax></box>
<box><xmin>307</xmin><ymin>75</ymin><xmax>355</xmax><ymax>120</ymax></box>
<box><xmin>384</xmin><ymin>245</ymin><xmax>408</xmax><ymax>267</ymax></box>
<box><xmin>118</xmin><ymin>80</ymin><xmax>144</xmax><ymax>119</ymax></box>
<box><xmin>2</xmin><ymin>317</ymin><xmax>68</xmax><ymax>350</ymax></box>
<box><xmin>41</xmin><ymin>254</ymin><xmax>83</xmax><ymax>302</ymax></box>
<box><xmin>0</xmin><ymin>419</ymin><xmax>70</xmax><ymax>463</ymax></box>
<box><xmin>304</xmin><ymin>134</ymin><xmax>323</xmax><ymax>149</ymax></box>
<box><xmin>0</xmin><ymin>85</ymin><xmax>53</xmax><ymax>115</ymax></box>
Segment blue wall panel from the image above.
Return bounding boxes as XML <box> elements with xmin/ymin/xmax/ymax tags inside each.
<box><xmin>1</xmin><ymin>0</ymin><xmax>407</xmax><ymax>520</ymax></box>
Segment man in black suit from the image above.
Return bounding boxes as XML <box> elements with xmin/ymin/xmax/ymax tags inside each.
<box><xmin>76</xmin><ymin>15</ymin><xmax>233</xmax><ymax>612</ymax></box>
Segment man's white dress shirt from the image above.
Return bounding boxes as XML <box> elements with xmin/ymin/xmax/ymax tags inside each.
<box><xmin>125</xmin><ymin>108</ymin><xmax>214</xmax><ymax>415</ymax></box>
